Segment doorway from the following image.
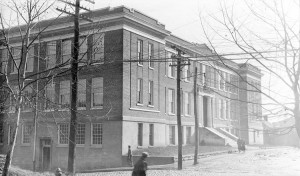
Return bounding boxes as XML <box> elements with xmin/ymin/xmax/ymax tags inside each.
<box><xmin>40</xmin><ymin>138</ymin><xmax>51</xmax><ymax>171</ymax></box>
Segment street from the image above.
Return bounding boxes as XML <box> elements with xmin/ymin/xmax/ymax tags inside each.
<box><xmin>78</xmin><ymin>147</ymin><xmax>300</xmax><ymax>176</ymax></box>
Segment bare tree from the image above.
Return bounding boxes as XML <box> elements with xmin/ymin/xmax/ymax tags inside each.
<box><xmin>200</xmin><ymin>0</ymin><xmax>300</xmax><ymax>140</ymax></box>
<box><xmin>0</xmin><ymin>0</ymin><xmax>58</xmax><ymax>175</ymax></box>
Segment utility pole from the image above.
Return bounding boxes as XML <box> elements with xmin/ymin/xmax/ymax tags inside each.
<box><xmin>57</xmin><ymin>0</ymin><xmax>94</xmax><ymax>174</ymax></box>
<box><xmin>171</xmin><ymin>46</ymin><xmax>188</xmax><ymax>170</ymax></box>
<box><xmin>193</xmin><ymin>66</ymin><xmax>199</xmax><ymax>165</ymax></box>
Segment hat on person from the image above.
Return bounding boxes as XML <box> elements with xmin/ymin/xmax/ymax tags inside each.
<box><xmin>142</xmin><ymin>152</ymin><xmax>149</xmax><ymax>158</ymax></box>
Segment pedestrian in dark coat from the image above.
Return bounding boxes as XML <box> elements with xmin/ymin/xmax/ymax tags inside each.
<box><xmin>132</xmin><ymin>152</ymin><xmax>148</xmax><ymax>176</ymax></box>
<box><xmin>128</xmin><ymin>145</ymin><xmax>133</xmax><ymax>166</ymax></box>
<box><xmin>237</xmin><ymin>138</ymin><xmax>242</xmax><ymax>153</ymax></box>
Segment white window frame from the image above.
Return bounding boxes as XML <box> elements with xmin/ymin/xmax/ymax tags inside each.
<box><xmin>58</xmin><ymin>123</ymin><xmax>69</xmax><ymax>145</ymax></box>
<box><xmin>22</xmin><ymin>124</ymin><xmax>32</xmax><ymax>145</ymax></box>
<box><xmin>1</xmin><ymin>49</ymin><xmax>8</xmax><ymax>74</ymax></box>
<box><xmin>138</xmin><ymin>123</ymin><xmax>143</xmax><ymax>146</ymax></box>
<box><xmin>91</xmin><ymin>77</ymin><xmax>104</xmax><ymax>109</ymax></box>
<box><xmin>167</xmin><ymin>52</ymin><xmax>175</xmax><ymax>78</ymax></box>
<box><xmin>76</xmin><ymin>123</ymin><xmax>85</xmax><ymax>145</ymax></box>
<box><xmin>91</xmin><ymin>123</ymin><xmax>103</xmax><ymax>147</ymax></box>
<box><xmin>46</xmin><ymin>41</ymin><xmax>56</xmax><ymax>69</ymax></box>
<box><xmin>137</xmin><ymin>40</ymin><xmax>143</xmax><ymax>66</ymax></box>
<box><xmin>59</xmin><ymin>80</ymin><xmax>70</xmax><ymax>110</ymax></box>
<box><xmin>61</xmin><ymin>39</ymin><xmax>71</xmax><ymax>68</ymax></box>
<box><xmin>168</xmin><ymin>88</ymin><xmax>175</xmax><ymax>114</ymax></box>
<box><xmin>25</xmin><ymin>47</ymin><xmax>34</xmax><ymax>72</ymax></box>
<box><xmin>77</xmin><ymin>79</ymin><xmax>86</xmax><ymax>109</ymax></box>
<box><xmin>93</xmin><ymin>33</ymin><xmax>105</xmax><ymax>64</ymax></box>
<box><xmin>148</xmin><ymin>43</ymin><xmax>154</xmax><ymax>69</ymax></box>
<box><xmin>44</xmin><ymin>82</ymin><xmax>55</xmax><ymax>111</ymax></box>
<box><xmin>137</xmin><ymin>78</ymin><xmax>143</xmax><ymax>104</ymax></box>
<box><xmin>148</xmin><ymin>80</ymin><xmax>154</xmax><ymax>106</ymax></box>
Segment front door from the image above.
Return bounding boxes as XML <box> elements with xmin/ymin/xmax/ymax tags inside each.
<box><xmin>40</xmin><ymin>138</ymin><xmax>51</xmax><ymax>171</ymax></box>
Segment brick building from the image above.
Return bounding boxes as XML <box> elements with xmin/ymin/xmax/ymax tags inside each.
<box><xmin>0</xmin><ymin>6</ymin><xmax>263</xmax><ymax>171</ymax></box>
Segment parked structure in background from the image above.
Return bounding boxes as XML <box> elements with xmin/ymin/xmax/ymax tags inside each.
<box><xmin>0</xmin><ymin>6</ymin><xmax>263</xmax><ymax>171</ymax></box>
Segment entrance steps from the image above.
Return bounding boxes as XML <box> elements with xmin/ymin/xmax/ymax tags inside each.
<box><xmin>204</xmin><ymin>127</ymin><xmax>237</xmax><ymax>147</ymax></box>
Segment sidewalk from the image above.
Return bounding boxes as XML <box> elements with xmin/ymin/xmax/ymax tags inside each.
<box><xmin>80</xmin><ymin>149</ymin><xmax>239</xmax><ymax>173</ymax></box>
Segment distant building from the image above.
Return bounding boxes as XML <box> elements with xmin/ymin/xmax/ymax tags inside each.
<box><xmin>0</xmin><ymin>6</ymin><xmax>263</xmax><ymax>171</ymax></box>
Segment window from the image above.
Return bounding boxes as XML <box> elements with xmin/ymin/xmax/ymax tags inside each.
<box><xmin>169</xmin><ymin>125</ymin><xmax>175</xmax><ymax>145</ymax></box>
<box><xmin>199</xmin><ymin>63</ymin><xmax>204</xmax><ymax>84</ymax></box>
<box><xmin>9</xmin><ymin>87</ymin><xmax>17</xmax><ymax>113</ymax></box>
<box><xmin>58</xmin><ymin>123</ymin><xmax>69</xmax><ymax>144</ymax></box>
<box><xmin>185</xmin><ymin>62</ymin><xmax>191</xmax><ymax>82</ymax></box>
<box><xmin>46</xmin><ymin>41</ymin><xmax>56</xmax><ymax>69</ymax></box>
<box><xmin>225</xmin><ymin>73</ymin><xmax>230</xmax><ymax>92</ymax></box>
<box><xmin>11</xmin><ymin>47</ymin><xmax>21</xmax><ymax>74</ymax></box>
<box><xmin>22</xmin><ymin>86</ymin><xmax>33</xmax><ymax>111</ymax></box>
<box><xmin>61</xmin><ymin>40</ymin><xmax>71</xmax><ymax>67</ymax></box>
<box><xmin>167</xmin><ymin>52</ymin><xmax>175</xmax><ymax>78</ymax></box>
<box><xmin>137</xmin><ymin>78</ymin><xmax>143</xmax><ymax>104</ymax></box>
<box><xmin>91</xmin><ymin>77</ymin><xmax>103</xmax><ymax>108</ymax></box>
<box><xmin>44</xmin><ymin>82</ymin><xmax>55</xmax><ymax>110</ymax></box>
<box><xmin>76</xmin><ymin>123</ymin><xmax>85</xmax><ymax>145</ymax></box>
<box><xmin>1</xmin><ymin>49</ymin><xmax>8</xmax><ymax>74</ymax></box>
<box><xmin>93</xmin><ymin>33</ymin><xmax>105</xmax><ymax>63</ymax></box>
<box><xmin>148</xmin><ymin>80</ymin><xmax>154</xmax><ymax>105</ymax></box>
<box><xmin>0</xmin><ymin>122</ymin><xmax>3</xmax><ymax>144</ymax></box>
<box><xmin>92</xmin><ymin>123</ymin><xmax>103</xmax><ymax>145</ymax></box>
<box><xmin>25</xmin><ymin>47</ymin><xmax>34</xmax><ymax>72</ymax></box>
<box><xmin>219</xmin><ymin>99</ymin><xmax>225</xmax><ymax>119</ymax></box>
<box><xmin>138</xmin><ymin>123</ymin><xmax>143</xmax><ymax>146</ymax></box>
<box><xmin>219</xmin><ymin>72</ymin><xmax>225</xmax><ymax>90</ymax></box>
<box><xmin>59</xmin><ymin>80</ymin><xmax>70</xmax><ymax>109</ymax></box>
<box><xmin>148</xmin><ymin>43</ymin><xmax>154</xmax><ymax>68</ymax></box>
<box><xmin>226</xmin><ymin>100</ymin><xmax>230</xmax><ymax>119</ymax></box>
<box><xmin>22</xmin><ymin>124</ymin><xmax>32</xmax><ymax>144</ymax></box>
<box><xmin>78</xmin><ymin>79</ymin><xmax>86</xmax><ymax>109</ymax></box>
<box><xmin>149</xmin><ymin>124</ymin><xmax>154</xmax><ymax>146</ymax></box>
<box><xmin>185</xmin><ymin>92</ymin><xmax>191</xmax><ymax>115</ymax></box>
<box><xmin>186</xmin><ymin>127</ymin><xmax>191</xmax><ymax>144</ymax></box>
<box><xmin>137</xmin><ymin>40</ymin><xmax>143</xmax><ymax>65</ymax></box>
<box><xmin>79</xmin><ymin>37</ymin><xmax>88</xmax><ymax>63</ymax></box>
<box><xmin>168</xmin><ymin>89</ymin><xmax>175</xmax><ymax>114</ymax></box>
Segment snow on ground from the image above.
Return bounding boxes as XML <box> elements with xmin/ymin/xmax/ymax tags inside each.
<box><xmin>78</xmin><ymin>147</ymin><xmax>300</xmax><ymax>176</ymax></box>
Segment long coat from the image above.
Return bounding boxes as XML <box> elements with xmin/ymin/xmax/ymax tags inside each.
<box><xmin>132</xmin><ymin>157</ymin><xmax>148</xmax><ymax>176</ymax></box>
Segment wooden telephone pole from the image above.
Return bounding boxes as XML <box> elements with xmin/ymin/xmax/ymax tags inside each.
<box><xmin>171</xmin><ymin>46</ymin><xmax>189</xmax><ymax>170</ymax></box>
<box><xmin>57</xmin><ymin>0</ymin><xmax>94</xmax><ymax>174</ymax></box>
<box><xmin>193</xmin><ymin>67</ymin><xmax>199</xmax><ymax>165</ymax></box>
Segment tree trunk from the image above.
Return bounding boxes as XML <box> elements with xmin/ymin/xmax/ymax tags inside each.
<box><xmin>2</xmin><ymin>107</ymin><xmax>21</xmax><ymax>176</ymax></box>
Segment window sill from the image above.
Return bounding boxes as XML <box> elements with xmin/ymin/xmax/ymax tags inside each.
<box><xmin>77</xmin><ymin>107</ymin><xmax>86</xmax><ymax>110</ymax></box>
<box><xmin>44</xmin><ymin>109</ymin><xmax>55</xmax><ymax>112</ymax></box>
<box><xmin>147</xmin><ymin>104</ymin><xmax>154</xmax><ymax>108</ymax></box>
<box><xmin>91</xmin><ymin>107</ymin><xmax>103</xmax><ymax>110</ymax></box>
<box><xmin>57</xmin><ymin>144</ymin><xmax>68</xmax><ymax>147</ymax></box>
<box><xmin>168</xmin><ymin>113</ymin><xmax>176</xmax><ymax>116</ymax></box>
<box><xmin>58</xmin><ymin>109</ymin><xmax>70</xmax><ymax>111</ymax></box>
<box><xmin>137</xmin><ymin>146</ymin><xmax>147</xmax><ymax>149</ymax></box>
<box><xmin>136</xmin><ymin>103</ymin><xmax>143</xmax><ymax>106</ymax></box>
<box><xmin>90</xmin><ymin>144</ymin><xmax>103</xmax><ymax>148</ymax></box>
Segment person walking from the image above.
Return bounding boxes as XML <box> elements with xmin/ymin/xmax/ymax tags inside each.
<box><xmin>127</xmin><ymin>145</ymin><xmax>133</xmax><ymax>166</ymax></box>
<box><xmin>132</xmin><ymin>152</ymin><xmax>149</xmax><ymax>176</ymax></box>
